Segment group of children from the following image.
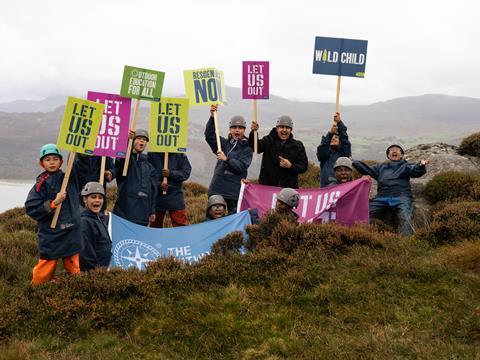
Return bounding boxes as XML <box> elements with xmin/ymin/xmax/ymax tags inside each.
<box><xmin>25</xmin><ymin>106</ymin><xmax>428</xmax><ymax>285</ymax></box>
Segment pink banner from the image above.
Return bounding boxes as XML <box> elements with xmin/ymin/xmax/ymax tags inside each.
<box><xmin>242</xmin><ymin>61</ymin><xmax>269</xmax><ymax>99</ymax></box>
<box><xmin>238</xmin><ymin>177</ymin><xmax>372</xmax><ymax>225</ymax></box>
<box><xmin>87</xmin><ymin>91</ymin><xmax>131</xmax><ymax>157</ymax></box>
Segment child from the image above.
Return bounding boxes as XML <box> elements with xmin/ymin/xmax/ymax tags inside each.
<box><xmin>274</xmin><ymin>187</ymin><xmax>300</xmax><ymax>223</ymax></box>
<box><xmin>109</xmin><ymin>129</ymin><xmax>158</xmax><ymax>226</ymax></box>
<box><xmin>205</xmin><ymin>194</ymin><xmax>228</xmax><ymax>221</ymax></box>
<box><xmin>80</xmin><ymin>181</ymin><xmax>112</xmax><ymax>271</ymax></box>
<box><xmin>25</xmin><ymin>144</ymin><xmax>87</xmax><ymax>285</ymax></box>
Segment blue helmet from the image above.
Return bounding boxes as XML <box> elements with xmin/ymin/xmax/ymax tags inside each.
<box><xmin>39</xmin><ymin>144</ymin><xmax>62</xmax><ymax>160</ymax></box>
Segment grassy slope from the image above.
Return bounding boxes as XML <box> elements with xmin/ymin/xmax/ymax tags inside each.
<box><xmin>0</xmin><ymin>167</ymin><xmax>479</xmax><ymax>359</ymax></box>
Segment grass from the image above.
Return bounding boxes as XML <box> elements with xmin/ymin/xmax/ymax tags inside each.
<box><xmin>0</xmin><ymin>166</ymin><xmax>479</xmax><ymax>358</ymax></box>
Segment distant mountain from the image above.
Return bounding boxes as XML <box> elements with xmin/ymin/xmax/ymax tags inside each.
<box><xmin>0</xmin><ymin>89</ymin><xmax>478</xmax><ymax>183</ymax></box>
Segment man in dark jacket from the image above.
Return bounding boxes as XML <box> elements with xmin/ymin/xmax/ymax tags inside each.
<box><xmin>353</xmin><ymin>144</ymin><xmax>429</xmax><ymax>235</ymax></box>
<box><xmin>148</xmin><ymin>152</ymin><xmax>192</xmax><ymax>227</ymax></box>
<box><xmin>317</xmin><ymin>112</ymin><xmax>351</xmax><ymax>187</ymax></box>
<box><xmin>79</xmin><ymin>181</ymin><xmax>112</xmax><ymax>271</ymax></box>
<box><xmin>109</xmin><ymin>129</ymin><xmax>158</xmax><ymax>226</ymax></box>
<box><xmin>205</xmin><ymin>105</ymin><xmax>253</xmax><ymax>213</ymax></box>
<box><xmin>249</xmin><ymin>115</ymin><xmax>308</xmax><ymax>189</ymax></box>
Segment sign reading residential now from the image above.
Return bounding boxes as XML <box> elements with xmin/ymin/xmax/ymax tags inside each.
<box><xmin>312</xmin><ymin>37</ymin><xmax>368</xmax><ymax>78</ymax></box>
<box><xmin>183</xmin><ymin>68</ymin><xmax>227</xmax><ymax>106</ymax></box>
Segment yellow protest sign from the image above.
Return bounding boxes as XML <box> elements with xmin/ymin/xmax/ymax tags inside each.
<box><xmin>57</xmin><ymin>96</ymin><xmax>105</xmax><ymax>155</ymax></box>
<box><xmin>149</xmin><ymin>97</ymin><xmax>189</xmax><ymax>153</ymax></box>
<box><xmin>183</xmin><ymin>68</ymin><xmax>227</xmax><ymax>106</ymax></box>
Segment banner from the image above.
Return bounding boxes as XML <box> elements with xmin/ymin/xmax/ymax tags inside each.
<box><xmin>312</xmin><ymin>36</ymin><xmax>368</xmax><ymax>78</ymax></box>
<box><xmin>183</xmin><ymin>68</ymin><xmax>227</xmax><ymax>106</ymax></box>
<box><xmin>120</xmin><ymin>65</ymin><xmax>165</xmax><ymax>101</ymax></box>
<box><xmin>87</xmin><ymin>91</ymin><xmax>131</xmax><ymax>157</ymax></box>
<box><xmin>149</xmin><ymin>97</ymin><xmax>189</xmax><ymax>153</ymax></box>
<box><xmin>109</xmin><ymin>210</ymin><xmax>252</xmax><ymax>270</ymax></box>
<box><xmin>242</xmin><ymin>61</ymin><xmax>269</xmax><ymax>99</ymax></box>
<box><xmin>56</xmin><ymin>96</ymin><xmax>105</xmax><ymax>155</ymax></box>
<box><xmin>237</xmin><ymin>177</ymin><xmax>371</xmax><ymax>225</ymax></box>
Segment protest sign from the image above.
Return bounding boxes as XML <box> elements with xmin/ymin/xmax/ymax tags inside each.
<box><xmin>120</xmin><ymin>65</ymin><xmax>165</xmax><ymax>101</ymax></box>
<box><xmin>183</xmin><ymin>68</ymin><xmax>227</xmax><ymax>106</ymax></box>
<box><xmin>57</xmin><ymin>96</ymin><xmax>105</xmax><ymax>155</ymax></box>
<box><xmin>242</xmin><ymin>61</ymin><xmax>269</xmax><ymax>100</ymax></box>
<box><xmin>87</xmin><ymin>91</ymin><xmax>131</xmax><ymax>158</ymax></box>
<box><xmin>237</xmin><ymin>177</ymin><xmax>371</xmax><ymax>225</ymax></box>
<box><xmin>109</xmin><ymin>210</ymin><xmax>252</xmax><ymax>270</ymax></box>
<box><xmin>312</xmin><ymin>36</ymin><xmax>368</xmax><ymax>112</ymax></box>
<box><xmin>149</xmin><ymin>97</ymin><xmax>189</xmax><ymax>153</ymax></box>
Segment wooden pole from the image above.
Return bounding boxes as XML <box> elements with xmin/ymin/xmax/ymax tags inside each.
<box><xmin>51</xmin><ymin>151</ymin><xmax>75</xmax><ymax>229</ymax></box>
<box><xmin>335</xmin><ymin>76</ymin><xmax>341</xmax><ymax>113</ymax></box>
<box><xmin>99</xmin><ymin>156</ymin><xmax>106</xmax><ymax>185</ymax></box>
<box><xmin>122</xmin><ymin>98</ymin><xmax>141</xmax><ymax>176</ymax></box>
<box><xmin>213</xmin><ymin>106</ymin><xmax>222</xmax><ymax>152</ymax></box>
<box><xmin>162</xmin><ymin>152</ymin><xmax>169</xmax><ymax>195</ymax></box>
<box><xmin>253</xmin><ymin>99</ymin><xmax>258</xmax><ymax>154</ymax></box>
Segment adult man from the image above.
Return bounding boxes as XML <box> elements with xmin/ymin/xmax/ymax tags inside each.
<box><xmin>316</xmin><ymin>112</ymin><xmax>351</xmax><ymax>187</ymax></box>
<box><xmin>326</xmin><ymin>157</ymin><xmax>354</xmax><ymax>186</ymax></box>
<box><xmin>250</xmin><ymin>115</ymin><xmax>308</xmax><ymax>188</ymax></box>
<box><xmin>353</xmin><ymin>144</ymin><xmax>429</xmax><ymax>235</ymax></box>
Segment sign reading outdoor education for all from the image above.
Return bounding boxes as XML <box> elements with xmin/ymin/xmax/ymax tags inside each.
<box><xmin>57</xmin><ymin>97</ymin><xmax>105</xmax><ymax>155</ymax></box>
<box><xmin>87</xmin><ymin>91</ymin><xmax>131</xmax><ymax>158</ymax></box>
<box><xmin>242</xmin><ymin>61</ymin><xmax>269</xmax><ymax>99</ymax></box>
<box><xmin>312</xmin><ymin>36</ymin><xmax>368</xmax><ymax>78</ymax></box>
<box><xmin>149</xmin><ymin>97</ymin><xmax>189</xmax><ymax>153</ymax></box>
<box><xmin>120</xmin><ymin>65</ymin><xmax>165</xmax><ymax>101</ymax></box>
<box><xmin>183</xmin><ymin>68</ymin><xmax>227</xmax><ymax>106</ymax></box>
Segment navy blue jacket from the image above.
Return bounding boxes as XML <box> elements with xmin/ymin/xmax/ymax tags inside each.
<box><xmin>25</xmin><ymin>155</ymin><xmax>88</xmax><ymax>260</ymax></box>
<box><xmin>205</xmin><ymin>116</ymin><xmax>253</xmax><ymax>200</ymax></box>
<box><xmin>148</xmin><ymin>152</ymin><xmax>191</xmax><ymax>211</ymax></box>
<box><xmin>80</xmin><ymin>209</ymin><xmax>111</xmax><ymax>271</ymax></box>
<box><xmin>353</xmin><ymin>160</ymin><xmax>426</xmax><ymax>197</ymax></box>
<box><xmin>316</xmin><ymin>121</ymin><xmax>351</xmax><ymax>187</ymax></box>
<box><xmin>249</xmin><ymin>128</ymin><xmax>308</xmax><ymax>188</ymax></box>
<box><xmin>112</xmin><ymin>152</ymin><xmax>158</xmax><ymax>226</ymax></box>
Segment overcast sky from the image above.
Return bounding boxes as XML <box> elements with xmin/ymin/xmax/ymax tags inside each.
<box><xmin>1</xmin><ymin>0</ymin><xmax>478</xmax><ymax>105</ymax></box>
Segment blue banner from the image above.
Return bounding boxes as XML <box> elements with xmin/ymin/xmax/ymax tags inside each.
<box><xmin>312</xmin><ymin>36</ymin><xmax>368</xmax><ymax>78</ymax></box>
<box><xmin>109</xmin><ymin>211</ymin><xmax>252</xmax><ymax>270</ymax></box>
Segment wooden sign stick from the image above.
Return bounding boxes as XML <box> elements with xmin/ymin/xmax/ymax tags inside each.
<box><xmin>122</xmin><ymin>98</ymin><xmax>141</xmax><ymax>176</ymax></box>
<box><xmin>51</xmin><ymin>151</ymin><xmax>75</xmax><ymax>228</ymax></box>
<box><xmin>213</xmin><ymin>106</ymin><xmax>222</xmax><ymax>152</ymax></box>
<box><xmin>253</xmin><ymin>98</ymin><xmax>258</xmax><ymax>154</ymax></box>
<box><xmin>99</xmin><ymin>156</ymin><xmax>106</xmax><ymax>185</ymax></box>
<box><xmin>162</xmin><ymin>152</ymin><xmax>169</xmax><ymax>195</ymax></box>
<box><xmin>335</xmin><ymin>76</ymin><xmax>342</xmax><ymax>113</ymax></box>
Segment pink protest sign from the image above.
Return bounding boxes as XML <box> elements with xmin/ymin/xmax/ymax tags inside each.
<box><xmin>87</xmin><ymin>91</ymin><xmax>131</xmax><ymax>157</ymax></box>
<box><xmin>238</xmin><ymin>177</ymin><xmax>371</xmax><ymax>225</ymax></box>
<box><xmin>242</xmin><ymin>61</ymin><xmax>269</xmax><ymax>99</ymax></box>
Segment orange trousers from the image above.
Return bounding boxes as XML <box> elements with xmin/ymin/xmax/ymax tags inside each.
<box><xmin>32</xmin><ymin>254</ymin><xmax>80</xmax><ymax>285</ymax></box>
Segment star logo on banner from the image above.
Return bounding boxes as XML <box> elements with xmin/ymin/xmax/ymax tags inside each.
<box><xmin>113</xmin><ymin>239</ymin><xmax>161</xmax><ymax>270</ymax></box>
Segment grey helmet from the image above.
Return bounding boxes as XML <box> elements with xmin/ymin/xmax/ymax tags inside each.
<box><xmin>81</xmin><ymin>181</ymin><xmax>105</xmax><ymax>197</ymax></box>
<box><xmin>207</xmin><ymin>194</ymin><xmax>227</xmax><ymax>210</ymax></box>
<box><xmin>277</xmin><ymin>188</ymin><xmax>300</xmax><ymax>208</ymax></box>
<box><xmin>229</xmin><ymin>115</ymin><xmax>246</xmax><ymax>128</ymax></box>
<box><xmin>334</xmin><ymin>157</ymin><xmax>353</xmax><ymax>170</ymax></box>
<box><xmin>135</xmin><ymin>129</ymin><xmax>150</xmax><ymax>142</ymax></box>
<box><xmin>276</xmin><ymin>115</ymin><xmax>293</xmax><ymax>129</ymax></box>
<box><xmin>385</xmin><ymin>144</ymin><xmax>404</xmax><ymax>157</ymax></box>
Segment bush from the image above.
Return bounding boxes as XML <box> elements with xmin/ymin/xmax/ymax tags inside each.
<box><xmin>417</xmin><ymin>201</ymin><xmax>480</xmax><ymax>245</ymax></box>
<box><xmin>0</xmin><ymin>207</ymin><xmax>37</xmax><ymax>233</ymax></box>
<box><xmin>211</xmin><ymin>231</ymin><xmax>245</xmax><ymax>256</ymax></box>
<box><xmin>299</xmin><ymin>163</ymin><xmax>320</xmax><ymax>188</ymax></box>
<box><xmin>458</xmin><ymin>132</ymin><xmax>480</xmax><ymax>157</ymax></box>
<box><xmin>423</xmin><ymin>171</ymin><xmax>480</xmax><ymax>204</ymax></box>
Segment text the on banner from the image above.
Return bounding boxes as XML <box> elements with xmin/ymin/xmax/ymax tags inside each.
<box><xmin>57</xmin><ymin>97</ymin><xmax>105</xmax><ymax>155</ymax></box>
<box><xmin>87</xmin><ymin>92</ymin><xmax>131</xmax><ymax>157</ymax></box>
<box><xmin>183</xmin><ymin>68</ymin><xmax>227</xmax><ymax>106</ymax></box>
<box><xmin>149</xmin><ymin>97</ymin><xmax>189</xmax><ymax>153</ymax></box>
<box><xmin>242</xmin><ymin>61</ymin><xmax>269</xmax><ymax>99</ymax></box>
<box><xmin>120</xmin><ymin>65</ymin><xmax>165</xmax><ymax>101</ymax></box>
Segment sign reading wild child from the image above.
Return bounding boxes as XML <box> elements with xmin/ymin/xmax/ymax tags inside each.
<box><xmin>120</xmin><ymin>65</ymin><xmax>165</xmax><ymax>101</ymax></box>
<box><xmin>87</xmin><ymin>91</ymin><xmax>131</xmax><ymax>157</ymax></box>
<box><xmin>149</xmin><ymin>97</ymin><xmax>189</xmax><ymax>153</ymax></box>
<box><xmin>183</xmin><ymin>68</ymin><xmax>227</xmax><ymax>106</ymax></box>
<box><xmin>242</xmin><ymin>61</ymin><xmax>269</xmax><ymax>99</ymax></box>
<box><xmin>57</xmin><ymin>97</ymin><xmax>105</xmax><ymax>154</ymax></box>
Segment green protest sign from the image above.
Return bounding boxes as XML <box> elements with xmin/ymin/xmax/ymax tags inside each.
<box><xmin>120</xmin><ymin>65</ymin><xmax>165</xmax><ymax>101</ymax></box>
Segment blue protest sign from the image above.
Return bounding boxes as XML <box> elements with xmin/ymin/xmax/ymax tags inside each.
<box><xmin>109</xmin><ymin>211</ymin><xmax>252</xmax><ymax>270</ymax></box>
<box><xmin>312</xmin><ymin>36</ymin><xmax>368</xmax><ymax>78</ymax></box>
